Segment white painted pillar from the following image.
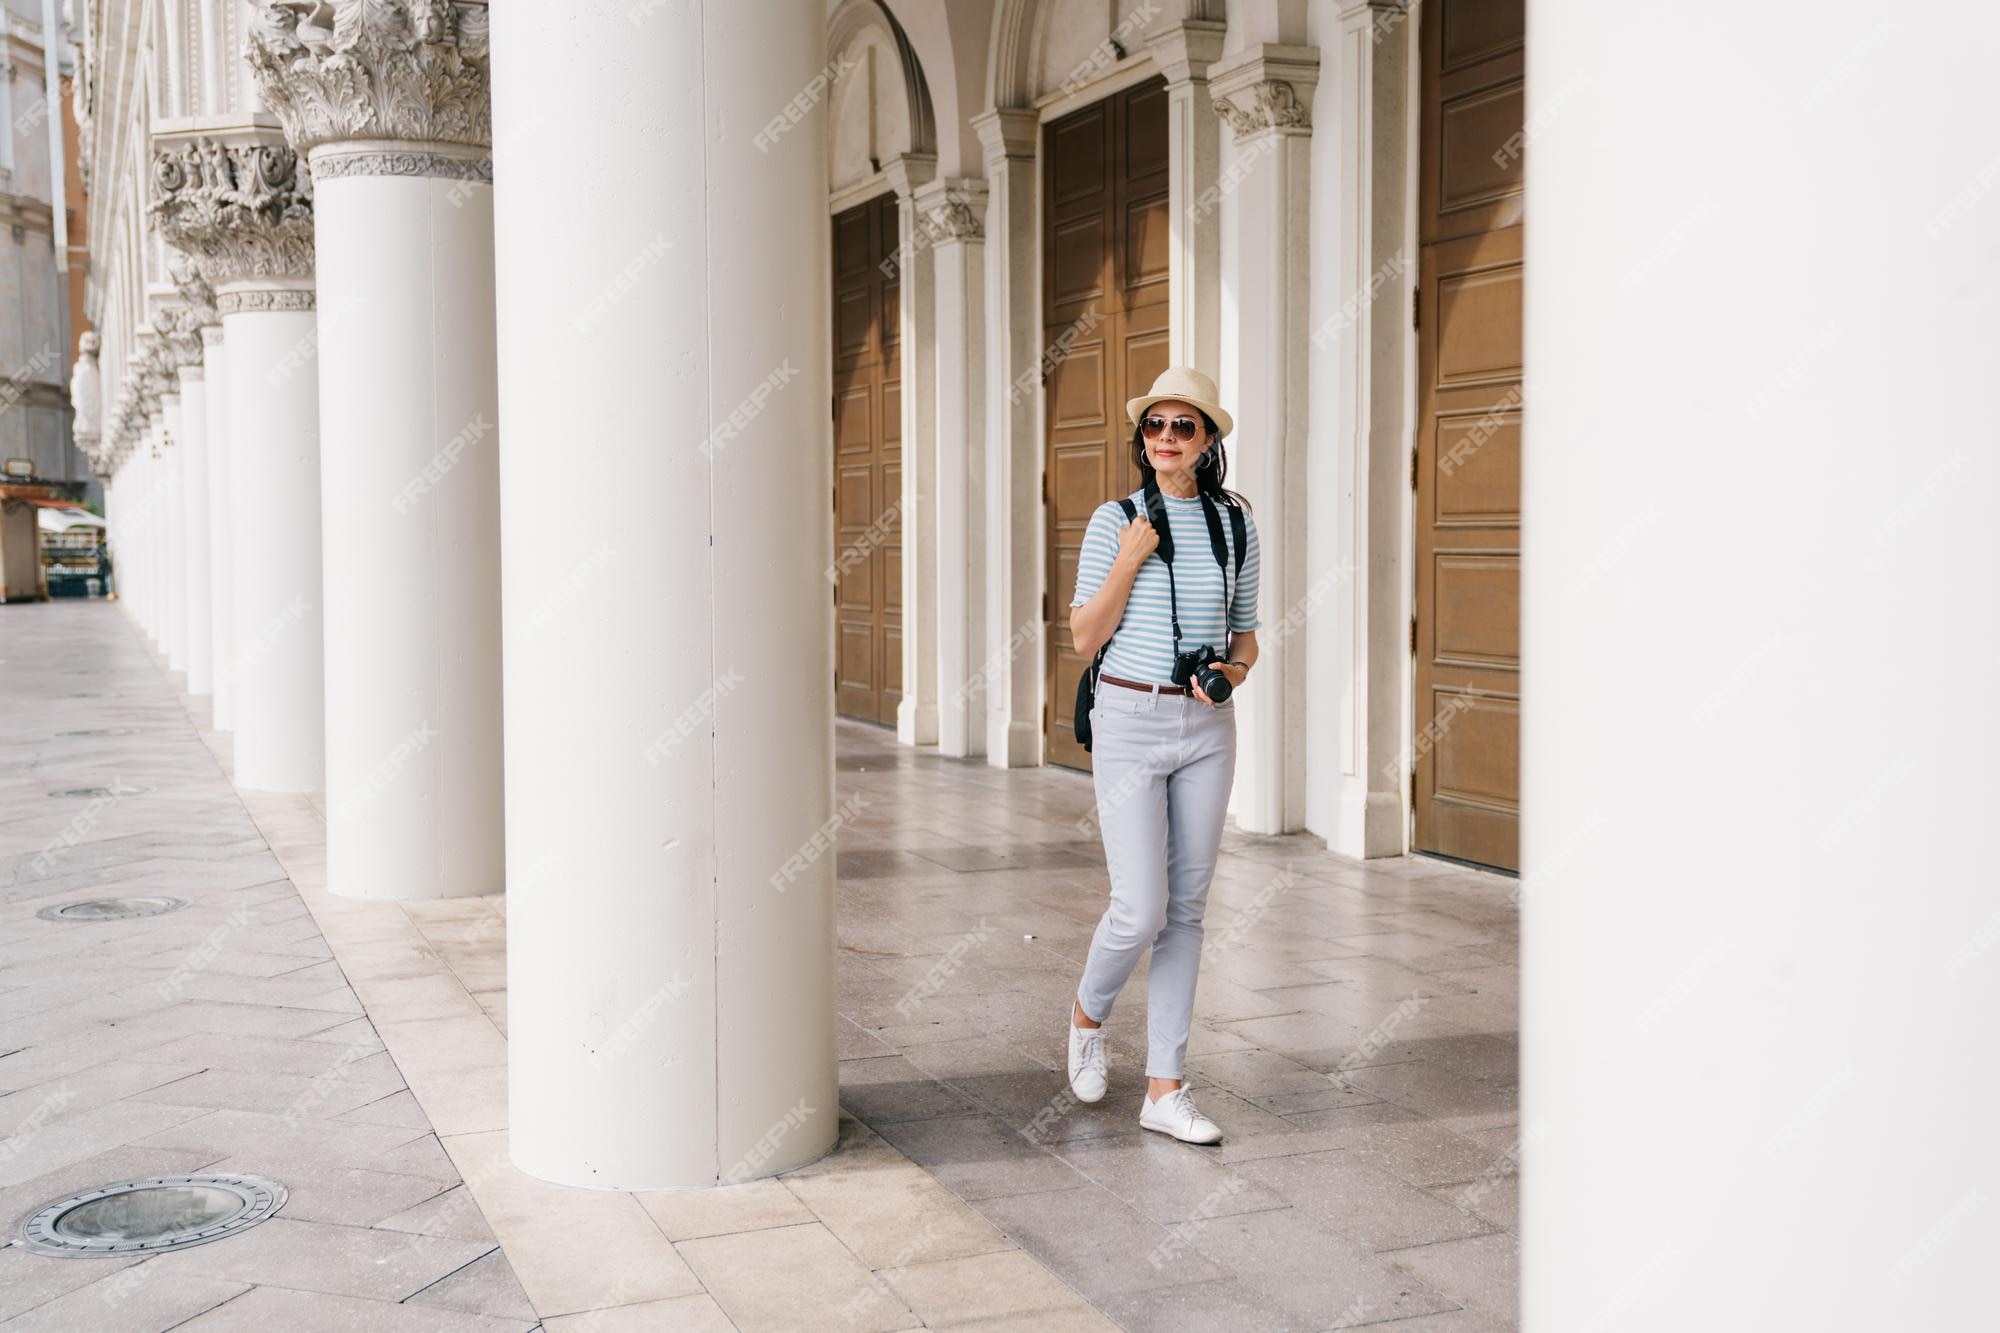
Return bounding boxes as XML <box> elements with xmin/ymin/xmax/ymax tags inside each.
<box><xmin>203</xmin><ymin>325</ymin><xmax>236</xmax><ymax>728</ymax></box>
<box><xmin>491</xmin><ymin>0</ymin><xmax>836</xmax><ymax>1188</ymax></box>
<box><xmin>1157</xmin><ymin>19</ymin><xmax>1227</xmax><ymax>375</ymax></box>
<box><xmin>1308</xmin><ymin>0</ymin><xmax>1412</xmax><ymax>859</ymax></box>
<box><xmin>160</xmin><ymin>394</ymin><xmax>187</xmax><ymax>672</ymax></box>
<box><xmin>221</xmin><ymin>291</ymin><xmax>323</xmax><ymax>791</ymax></box>
<box><xmin>1525</xmin><ymin>3</ymin><xmax>2000</xmax><ymax>1325</ymax></box>
<box><xmin>1213</xmin><ymin>46</ymin><xmax>1318</xmax><ymax>835</ymax></box>
<box><xmin>249</xmin><ymin>5</ymin><xmax>504</xmax><ymax>901</ymax></box>
<box><xmin>176</xmin><ymin>362</ymin><xmax>213</xmax><ymax>696</ymax></box>
<box><xmin>152</xmin><ymin>129</ymin><xmax>322</xmax><ymax>787</ymax></box>
<box><xmin>973</xmin><ymin>109</ymin><xmax>1043</xmax><ymax>768</ymax></box>
<box><xmin>884</xmin><ymin>154</ymin><xmax>939</xmax><ymax>750</ymax></box>
<box><xmin>917</xmin><ymin>178</ymin><xmax>987</xmax><ymax>759</ymax></box>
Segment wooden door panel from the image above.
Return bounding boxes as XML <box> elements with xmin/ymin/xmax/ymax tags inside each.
<box><xmin>1416</xmin><ymin>0</ymin><xmax>1523</xmax><ymax>869</ymax></box>
<box><xmin>832</xmin><ymin>193</ymin><xmax>902</xmax><ymax>725</ymax></box>
<box><xmin>1045</xmin><ymin>77</ymin><xmax>1168</xmax><ymax>770</ymax></box>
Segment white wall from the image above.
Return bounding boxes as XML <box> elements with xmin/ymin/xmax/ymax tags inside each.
<box><xmin>1524</xmin><ymin>4</ymin><xmax>2000</xmax><ymax>1326</ymax></box>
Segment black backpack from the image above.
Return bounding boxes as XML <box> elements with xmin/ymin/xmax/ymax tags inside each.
<box><xmin>1072</xmin><ymin>483</ymin><xmax>1247</xmax><ymax>752</ymax></box>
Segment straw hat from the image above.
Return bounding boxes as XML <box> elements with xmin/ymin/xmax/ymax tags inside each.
<box><xmin>1125</xmin><ymin>367</ymin><xmax>1233</xmax><ymax>439</ymax></box>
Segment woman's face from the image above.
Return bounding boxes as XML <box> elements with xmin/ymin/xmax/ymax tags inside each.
<box><xmin>1141</xmin><ymin>398</ymin><xmax>1211</xmax><ymax>479</ymax></box>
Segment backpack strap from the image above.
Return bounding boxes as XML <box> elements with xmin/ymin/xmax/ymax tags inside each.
<box><xmin>1229</xmin><ymin>501</ymin><xmax>1247</xmax><ymax>581</ymax></box>
<box><xmin>1091</xmin><ymin>497</ymin><xmax>1142</xmax><ymax>671</ymax></box>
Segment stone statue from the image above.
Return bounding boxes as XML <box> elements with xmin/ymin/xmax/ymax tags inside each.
<box><xmin>70</xmin><ymin>331</ymin><xmax>102</xmax><ymax>438</ymax></box>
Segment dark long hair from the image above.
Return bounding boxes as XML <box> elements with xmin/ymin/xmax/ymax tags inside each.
<box><xmin>1130</xmin><ymin>409</ymin><xmax>1252</xmax><ymax>512</ymax></box>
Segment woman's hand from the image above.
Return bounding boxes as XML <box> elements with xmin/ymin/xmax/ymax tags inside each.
<box><xmin>1191</xmin><ymin>660</ymin><xmax>1248</xmax><ymax>707</ymax></box>
<box><xmin>1113</xmin><ymin>517</ymin><xmax>1159</xmax><ymax>572</ymax></box>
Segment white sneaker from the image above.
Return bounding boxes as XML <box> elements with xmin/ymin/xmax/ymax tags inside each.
<box><xmin>1140</xmin><ymin>1086</ymin><xmax>1223</xmax><ymax>1144</ymax></box>
<box><xmin>1067</xmin><ymin>1005</ymin><xmax>1108</xmax><ymax>1103</ymax></box>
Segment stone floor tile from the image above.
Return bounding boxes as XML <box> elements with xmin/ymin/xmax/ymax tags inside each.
<box><xmin>402</xmin><ymin>1062</ymin><xmax>508</xmax><ymax>1135</ymax></box>
<box><xmin>0</xmin><ymin>1244</ymin><xmax>146</xmax><ymax>1321</ymax></box>
<box><xmin>1187</xmin><ymin>1206</ymin><xmax>1465</xmax><ymax>1328</ymax></box>
<box><xmin>0</xmin><ymin>1098</ymin><xmax>213</xmax><ymax>1188</ymax></box>
<box><xmin>370</xmin><ymin>1131</ymin><xmax>466</xmax><ymax>1181</ymax></box>
<box><xmin>128</xmin><ymin>1064</ymin><xmax>395</xmax><ymax>1120</ymax></box>
<box><xmin>373</xmin><ymin>1182</ymin><xmax>501</xmax><ymax>1243</ymax></box>
<box><xmin>405</xmin><ymin>1246</ymin><xmax>538</xmax><ymax>1320</ymax></box>
<box><xmin>871</xmin><ymin>1112</ymin><xmax>1092</xmax><ymax>1201</ymax></box>
<box><xmin>338</xmin><ymin>1087</ymin><xmax>434</xmax><ymax>1129</ymax></box>
<box><xmin>635</xmin><ymin>1176</ymin><xmax>816</xmax><ymax>1241</ymax></box>
<box><xmin>438</xmin><ymin>1129</ymin><xmax>702</xmax><ymax>1315</ymax></box>
<box><xmin>882</xmin><ymin>1248</ymin><xmax>1118</xmax><ymax>1330</ymax></box>
<box><xmin>972</xmin><ymin>1186</ymin><xmax>1229</xmax><ymax>1302</ymax></box>
<box><xmin>375</xmin><ymin>1013</ymin><xmax>508</xmax><ymax>1074</ymax></box>
<box><xmin>840</xmin><ymin>1052</ymin><xmax>988</xmax><ymax>1125</ymax></box>
<box><xmin>134</xmin><ymin>1107</ymin><xmax>431</xmax><ymax>1174</ymax></box>
<box><xmin>139</xmin><ymin>1215</ymin><xmax>494</xmax><ymax>1302</ymax></box>
<box><xmin>0</xmin><ymin>1264</ymin><xmax>248</xmax><ymax>1332</ymax></box>
<box><xmin>1237</xmin><ymin>1148</ymin><xmax>1498</xmax><ymax>1250</ymax></box>
<box><xmin>202</xmin><ymin>1156</ymin><xmax>453</xmax><ymax>1228</ymax></box>
<box><xmin>782</xmin><ymin>1154</ymin><xmax>1015</xmax><ymax>1269</ymax></box>
<box><xmin>172</xmin><ymin>1282</ymin><xmax>538</xmax><ymax>1331</ymax></box>
<box><xmin>1045</xmin><ymin>1131</ymin><xmax>1291</xmax><ymax>1227</ymax></box>
<box><xmin>1094</xmin><ymin>1276</ymin><xmax>1312</xmax><ymax>1332</ymax></box>
<box><xmin>1382</xmin><ymin>1232</ymin><xmax>1521</xmax><ymax>1326</ymax></box>
<box><xmin>677</xmin><ymin>1220</ymin><xmax>922</xmax><ymax>1333</ymax></box>
<box><xmin>541</xmin><ymin>1292</ymin><xmax>738</xmax><ymax>1332</ymax></box>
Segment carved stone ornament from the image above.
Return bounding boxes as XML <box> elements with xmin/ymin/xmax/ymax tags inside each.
<box><xmin>1214</xmin><ymin>80</ymin><xmax>1311</xmax><ymax>135</ymax></box>
<box><xmin>247</xmin><ymin>0</ymin><xmax>492</xmax><ymax>166</ymax></box>
<box><xmin>167</xmin><ymin>250</ymin><xmax>221</xmax><ymax>328</ymax></box>
<box><xmin>152</xmin><ymin>304</ymin><xmax>205</xmax><ymax>373</ymax></box>
<box><xmin>921</xmin><ymin>195</ymin><xmax>985</xmax><ymax>244</ymax></box>
<box><xmin>150</xmin><ymin>137</ymin><xmax>317</xmax><ymax>286</ymax></box>
<box><xmin>217</xmin><ymin>290</ymin><xmax>319</xmax><ymax>316</ymax></box>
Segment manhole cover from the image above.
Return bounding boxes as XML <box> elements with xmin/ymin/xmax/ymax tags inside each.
<box><xmin>36</xmin><ymin>896</ymin><xmax>190</xmax><ymax>923</ymax></box>
<box><xmin>46</xmin><ymin>784</ymin><xmax>152</xmax><ymax>799</ymax></box>
<box><xmin>20</xmin><ymin>1174</ymin><xmax>286</xmax><ymax>1257</ymax></box>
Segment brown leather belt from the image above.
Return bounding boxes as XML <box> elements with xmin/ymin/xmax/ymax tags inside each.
<box><xmin>1100</xmin><ymin>673</ymin><xmax>1188</xmax><ymax>696</ymax></box>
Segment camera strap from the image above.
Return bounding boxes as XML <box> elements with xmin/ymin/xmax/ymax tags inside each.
<box><xmin>1140</xmin><ymin>477</ymin><xmax>1246</xmax><ymax>656</ymax></box>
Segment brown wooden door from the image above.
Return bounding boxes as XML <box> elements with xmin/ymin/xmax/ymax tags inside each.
<box><xmin>832</xmin><ymin>194</ymin><xmax>903</xmax><ymax>725</ymax></box>
<box><xmin>1044</xmin><ymin>77</ymin><xmax>1171</xmax><ymax>770</ymax></box>
<box><xmin>1414</xmin><ymin>0</ymin><xmax>1524</xmax><ymax>870</ymax></box>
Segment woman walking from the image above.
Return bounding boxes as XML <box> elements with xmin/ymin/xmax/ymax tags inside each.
<box><xmin>1065</xmin><ymin>368</ymin><xmax>1260</xmax><ymax>1145</ymax></box>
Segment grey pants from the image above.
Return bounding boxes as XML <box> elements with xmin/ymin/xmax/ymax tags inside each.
<box><xmin>1077</xmin><ymin>683</ymin><xmax>1237</xmax><ymax>1079</ymax></box>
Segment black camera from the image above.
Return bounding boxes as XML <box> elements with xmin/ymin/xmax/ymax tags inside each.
<box><xmin>1172</xmin><ymin>645</ymin><xmax>1233</xmax><ymax>702</ymax></box>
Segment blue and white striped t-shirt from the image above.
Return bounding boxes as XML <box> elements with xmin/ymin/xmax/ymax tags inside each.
<box><xmin>1070</xmin><ymin>490</ymin><xmax>1261</xmax><ymax>684</ymax></box>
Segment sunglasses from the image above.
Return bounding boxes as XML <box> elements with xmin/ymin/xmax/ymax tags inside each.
<box><xmin>1141</xmin><ymin>415</ymin><xmax>1203</xmax><ymax>442</ymax></box>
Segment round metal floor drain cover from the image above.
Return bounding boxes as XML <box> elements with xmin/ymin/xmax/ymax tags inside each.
<box><xmin>46</xmin><ymin>784</ymin><xmax>153</xmax><ymax>799</ymax></box>
<box><xmin>20</xmin><ymin>1174</ymin><xmax>286</xmax><ymax>1257</ymax></box>
<box><xmin>36</xmin><ymin>896</ymin><xmax>190</xmax><ymax>923</ymax></box>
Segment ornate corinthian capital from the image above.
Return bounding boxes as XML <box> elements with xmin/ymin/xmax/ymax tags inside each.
<box><xmin>247</xmin><ymin>0</ymin><xmax>492</xmax><ymax>174</ymax></box>
<box><xmin>1208</xmin><ymin>45</ymin><xmax>1320</xmax><ymax>139</ymax></box>
<box><xmin>150</xmin><ymin>136</ymin><xmax>316</xmax><ymax>289</ymax></box>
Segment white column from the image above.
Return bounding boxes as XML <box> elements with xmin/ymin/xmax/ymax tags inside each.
<box><xmin>1309</xmin><ymin>0</ymin><xmax>1411</xmax><ymax>859</ymax></box>
<box><xmin>1212</xmin><ymin>46</ymin><xmax>1318</xmax><ymax>835</ymax></box>
<box><xmin>160</xmin><ymin>394</ymin><xmax>187</xmax><ymax>672</ymax></box>
<box><xmin>973</xmin><ymin>109</ymin><xmax>1043</xmax><ymax>767</ymax></box>
<box><xmin>917</xmin><ymin>178</ymin><xmax>987</xmax><ymax>759</ymax></box>
<box><xmin>177</xmin><ymin>362</ymin><xmax>213</xmax><ymax>696</ymax></box>
<box><xmin>203</xmin><ymin>325</ymin><xmax>236</xmax><ymax>728</ymax></box>
<box><xmin>884</xmin><ymin>154</ymin><xmax>939</xmax><ymax>749</ymax></box>
<box><xmin>153</xmin><ymin>129</ymin><xmax>325</xmax><ymax>792</ymax></box>
<box><xmin>1156</xmin><ymin>19</ymin><xmax>1228</xmax><ymax>375</ymax></box>
<box><xmin>1526</xmin><ymin>3</ymin><xmax>1999</xmax><ymax>1325</ymax></box>
<box><xmin>492</xmin><ymin>1</ymin><xmax>836</xmax><ymax>1188</ymax></box>
<box><xmin>249</xmin><ymin>4</ymin><xmax>503</xmax><ymax>901</ymax></box>
<box><xmin>222</xmin><ymin>292</ymin><xmax>323</xmax><ymax>791</ymax></box>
